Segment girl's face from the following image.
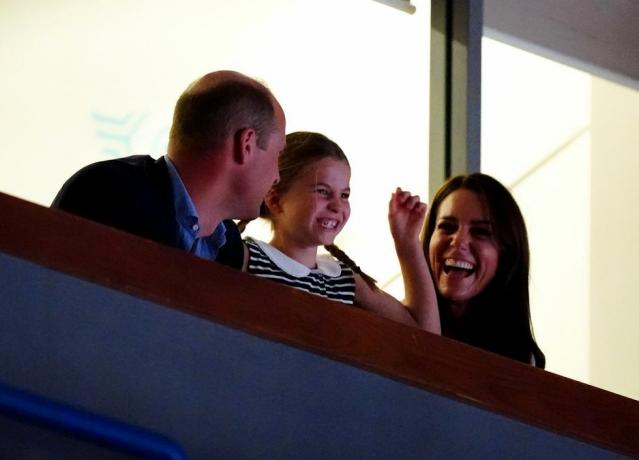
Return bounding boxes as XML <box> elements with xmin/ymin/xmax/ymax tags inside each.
<box><xmin>428</xmin><ymin>188</ymin><xmax>499</xmax><ymax>313</ymax></box>
<box><xmin>271</xmin><ymin>157</ymin><xmax>351</xmax><ymax>249</ymax></box>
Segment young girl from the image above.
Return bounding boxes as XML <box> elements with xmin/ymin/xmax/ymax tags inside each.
<box><xmin>241</xmin><ymin>131</ymin><xmax>440</xmax><ymax>334</ymax></box>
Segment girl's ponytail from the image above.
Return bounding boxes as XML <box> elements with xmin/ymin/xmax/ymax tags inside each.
<box><xmin>324</xmin><ymin>244</ymin><xmax>379</xmax><ymax>292</ymax></box>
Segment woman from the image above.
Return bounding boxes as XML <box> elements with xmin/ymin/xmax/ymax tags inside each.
<box><xmin>422</xmin><ymin>173</ymin><xmax>545</xmax><ymax>367</ymax></box>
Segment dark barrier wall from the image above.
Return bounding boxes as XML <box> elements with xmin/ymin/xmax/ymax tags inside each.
<box><xmin>0</xmin><ymin>192</ymin><xmax>637</xmax><ymax>458</ymax></box>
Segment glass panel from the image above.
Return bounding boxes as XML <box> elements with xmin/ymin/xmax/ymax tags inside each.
<box><xmin>0</xmin><ymin>0</ymin><xmax>430</xmax><ymax>291</ymax></box>
<box><xmin>482</xmin><ymin>36</ymin><xmax>639</xmax><ymax>401</ymax></box>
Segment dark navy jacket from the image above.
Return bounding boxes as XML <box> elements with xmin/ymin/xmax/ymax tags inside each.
<box><xmin>52</xmin><ymin>155</ymin><xmax>243</xmax><ymax>270</ymax></box>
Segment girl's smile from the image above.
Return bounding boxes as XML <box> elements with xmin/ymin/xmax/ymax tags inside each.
<box><xmin>268</xmin><ymin>157</ymin><xmax>351</xmax><ymax>267</ymax></box>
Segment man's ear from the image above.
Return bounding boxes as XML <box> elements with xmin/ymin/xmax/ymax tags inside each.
<box><xmin>234</xmin><ymin>127</ymin><xmax>256</xmax><ymax>165</ymax></box>
<box><xmin>264</xmin><ymin>188</ymin><xmax>281</xmax><ymax>215</ymax></box>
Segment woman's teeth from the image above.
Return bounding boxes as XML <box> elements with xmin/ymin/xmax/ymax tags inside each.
<box><xmin>443</xmin><ymin>258</ymin><xmax>475</xmax><ymax>275</ymax></box>
<box><xmin>445</xmin><ymin>259</ymin><xmax>474</xmax><ymax>270</ymax></box>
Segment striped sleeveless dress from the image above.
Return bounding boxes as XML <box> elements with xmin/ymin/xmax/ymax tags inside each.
<box><xmin>245</xmin><ymin>238</ymin><xmax>356</xmax><ymax>304</ymax></box>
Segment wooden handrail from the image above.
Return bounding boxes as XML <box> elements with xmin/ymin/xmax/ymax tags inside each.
<box><xmin>0</xmin><ymin>191</ymin><xmax>637</xmax><ymax>457</ymax></box>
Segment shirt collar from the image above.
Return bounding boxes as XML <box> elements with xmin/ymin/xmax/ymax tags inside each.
<box><xmin>164</xmin><ymin>155</ymin><xmax>199</xmax><ymax>230</ymax></box>
<box><xmin>252</xmin><ymin>239</ymin><xmax>342</xmax><ymax>278</ymax></box>
<box><xmin>164</xmin><ymin>155</ymin><xmax>227</xmax><ymax>258</ymax></box>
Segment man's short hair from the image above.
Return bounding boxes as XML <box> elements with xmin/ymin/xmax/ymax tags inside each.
<box><xmin>168</xmin><ymin>76</ymin><xmax>276</xmax><ymax>155</ymax></box>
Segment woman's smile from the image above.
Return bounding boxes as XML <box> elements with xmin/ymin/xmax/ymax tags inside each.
<box><xmin>429</xmin><ymin>189</ymin><xmax>499</xmax><ymax>312</ymax></box>
<box><xmin>443</xmin><ymin>258</ymin><xmax>475</xmax><ymax>275</ymax></box>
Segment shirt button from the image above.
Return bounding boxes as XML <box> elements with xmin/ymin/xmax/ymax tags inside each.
<box><xmin>192</xmin><ymin>224</ymin><xmax>199</xmax><ymax>232</ymax></box>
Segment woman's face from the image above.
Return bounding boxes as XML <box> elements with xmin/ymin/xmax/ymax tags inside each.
<box><xmin>428</xmin><ymin>188</ymin><xmax>500</xmax><ymax>314</ymax></box>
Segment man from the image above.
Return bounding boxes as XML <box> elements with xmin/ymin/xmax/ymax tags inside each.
<box><xmin>52</xmin><ymin>70</ymin><xmax>286</xmax><ymax>269</ymax></box>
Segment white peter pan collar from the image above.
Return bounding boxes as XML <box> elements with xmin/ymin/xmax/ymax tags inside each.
<box><xmin>253</xmin><ymin>239</ymin><xmax>342</xmax><ymax>278</ymax></box>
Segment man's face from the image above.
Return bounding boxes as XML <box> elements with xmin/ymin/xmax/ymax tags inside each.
<box><xmin>245</xmin><ymin>100</ymin><xmax>286</xmax><ymax>218</ymax></box>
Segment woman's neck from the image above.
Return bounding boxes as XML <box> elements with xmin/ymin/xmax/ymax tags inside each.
<box><xmin>440</xmin><ymin>301</ymin><xmax>470</xmax><ymax>340</ymax></box>
<box><xmin>448</xmin><ymin>302</ymin><xmax>468</xmax><ymax>319</ymax></box>
<box><xmin>269</xmin><ymin>236</ymin><xmax>318</xmax><ymax>269</ymax></box>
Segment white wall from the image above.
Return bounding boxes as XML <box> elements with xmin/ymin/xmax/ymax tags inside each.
<box><xmin>482</xmin><ymin>38</ymin><xmax>591</xmax><ymax>383</ymax></box>
<box><xmin>483</xmin><ymin>37</ymin><xmax>639</xmax><ymax>401</ymax></box>
<box><xmin>590</xmin><ymin>78</ymin><xmax>639</xmax><ymax>399</ymax></box>
<box><xmin>482</xmin><ymin>0</ymin><xmax>639</xmax><ymax>401</ymax></box>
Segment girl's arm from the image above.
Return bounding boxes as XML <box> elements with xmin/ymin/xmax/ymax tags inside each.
<box><xmin>388</xmin><ymin>188</ymin><xmax>440</xmax><ymax>334</ymax></box>
<box><xmin>353</xmin><ymin>189</ymin><xmax>440</xmax><ymax>334</ymax></box>
<box><xmin>354</xmin><ymin>275</ymin><xmax>424</xmax><ymax>327</ymax></box>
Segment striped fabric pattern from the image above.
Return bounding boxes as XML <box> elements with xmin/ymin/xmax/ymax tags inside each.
<box><xmin>245</xmin><ymin>239</ymin><xmax>356</xmax><ymax>305</ymax></box>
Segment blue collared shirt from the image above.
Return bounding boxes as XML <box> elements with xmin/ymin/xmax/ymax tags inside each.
<box><xmin>164</xmin><ymin>156</ymin><xmax>226</xmax><ymax>260</ymax></box>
